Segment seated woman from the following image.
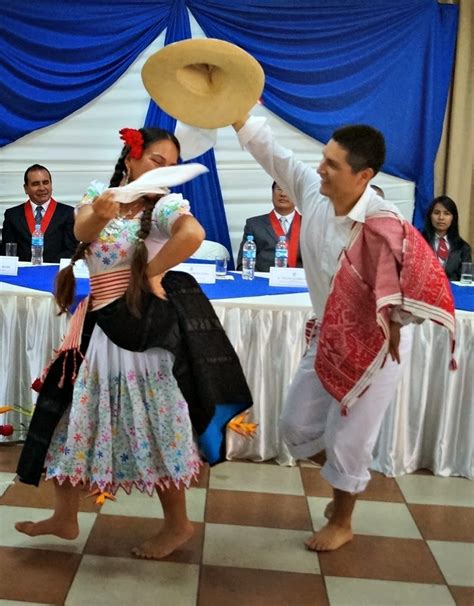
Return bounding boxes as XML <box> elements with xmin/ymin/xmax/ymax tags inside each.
<box><xmin>422</xmin><ymin>195</ymin><xmax>471</xmax><ymax>281</ymax></box>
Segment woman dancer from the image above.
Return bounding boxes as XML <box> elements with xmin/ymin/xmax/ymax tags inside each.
<box><xmin>15</xmin><ymin>127</ymin><xmax>251</xmax><ymax>559</ymax></box>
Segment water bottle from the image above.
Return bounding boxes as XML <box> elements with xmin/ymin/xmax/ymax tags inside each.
<box><xmin>31</xmin><ymin>224</ymin><xmax>44</xmax><ymax>265</ymax></box>
<box><xmin>242</xmin><ymin>234</ymin><xmax>256</xmax><ymax>280</ymax></box>
<box><xmin>274</xmin><ymin>235</ymin><xmax>289</xmax><ymax>268</ymax></box>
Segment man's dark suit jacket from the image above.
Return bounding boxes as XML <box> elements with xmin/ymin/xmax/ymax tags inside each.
<box><xmin>236</xmin><ymin>213</ymin><xmax>303</xmax><ymax>272</ymax></box>
<box><xmin>0</xmin><ymin>201</ymin><xmax>78</xmax><ymax>262</ymax></box>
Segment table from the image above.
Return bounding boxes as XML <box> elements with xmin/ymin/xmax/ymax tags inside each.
<box><xmin>1</xmin><ymin>266</ymin><xmax>472</xmax><ymax>479</ymax></box>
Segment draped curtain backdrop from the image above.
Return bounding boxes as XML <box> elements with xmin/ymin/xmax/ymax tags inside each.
<box><xmin>1</xmin><ymin>0</ymin><xmax>459</xmax><ymax>231</ymax></box>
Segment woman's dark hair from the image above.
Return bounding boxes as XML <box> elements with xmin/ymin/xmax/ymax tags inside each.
<box><xmin>55</xmin><ymin>127</ymin><xmax>180</xmax><ymax>315</ymax></box>
<box><xmin>421</xmin><ymin>195</ymin><xmax>462</xmax><ymax>247</ymax></box>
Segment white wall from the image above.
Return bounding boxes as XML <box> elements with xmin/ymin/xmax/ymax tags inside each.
<box><xmin>0</xmin><ymin>14</ymin><xmax>415</xmax><ymax>263</ymax></box>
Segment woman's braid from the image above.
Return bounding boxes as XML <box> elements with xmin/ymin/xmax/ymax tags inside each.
<box><xmin>54</xmin><ymin>241</ymin><xmax>90</xmax><ymax>314</ymax></box>
<box><xmin>126</xmin><ymin>200</ymin><xmax>156</xmax><ymax>317</ymax></box>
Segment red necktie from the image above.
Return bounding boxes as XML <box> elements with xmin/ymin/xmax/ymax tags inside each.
<box><xmin>437</xmin><ymin>237</ymin><xmax>449</xmax><ymax>262</ymax></box>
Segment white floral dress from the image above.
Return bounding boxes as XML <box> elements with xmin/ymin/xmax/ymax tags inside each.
<box><xmin>45</xmin><ymin>194</ymin><xmax>202</xmax><ymax>495</ymax></box>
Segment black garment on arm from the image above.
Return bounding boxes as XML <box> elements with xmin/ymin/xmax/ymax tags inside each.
<box><xmin>162</xmin><ymin>271</ymin><xmax>252</xmax><ymax>436</ymax></box>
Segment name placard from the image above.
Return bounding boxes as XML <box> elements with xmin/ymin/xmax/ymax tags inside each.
<box><xmin>174</xmin><ymin>262</ymin><xmax>216</xmax><ymax>283</ymax></box>
<box><xmin>59</xmin><ymin>258</ymin><xmax>90</xmax><ymax>279</ymax></box>
<box><xmin>0</xmin><ymin>256</ymin><xmax>19</xmax><ymax>276</ymax></box>
<box><xmin>269</xmin><ymin>267</ymin><xmax>307</xmax><ymax>288</ymax></box>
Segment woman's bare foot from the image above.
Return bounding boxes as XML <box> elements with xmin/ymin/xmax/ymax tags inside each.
<box><xmin>15</xmin><ymin>516</ymin><xmax>79</xmax><ymax>540</ymax></box>
<box><xmin>305</xmin><ymin>523</ymin><xmax>353</xmax><ymax>551</ymax></box>
<box><xmin>132</xmin><ymin>522</ymin><xmax>194</xmax><ymax>560</ymax></box>
<box><xmin>324</xmin><ymin>500</ymin><xmax>334</xmax><ymax>520</ymax></box>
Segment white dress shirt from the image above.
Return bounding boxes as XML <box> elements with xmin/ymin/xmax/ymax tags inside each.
<box><xmin>238</xmin><ymin>117</ymin><xmax>401</xmax><ymax>319</ymax></box>
<box><xmin>274</xmin><ymin>210</ymin><xmax>295</xmax><ymax>234</ymax></box>
<box><xmin>30</xmin><ymin>198</ymin><xmax>51</xmax><ymax>223</ymax></box>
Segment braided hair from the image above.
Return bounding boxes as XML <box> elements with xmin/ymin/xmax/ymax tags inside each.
<box><xmin>54</xmin><ymin>127</ymin><xmax>180</xmax><ymax>315</ymax></box>
<box><xmin>54</xmin><ymin>242</ymin><xmax>90</xmax><ymax>313</ymax></box>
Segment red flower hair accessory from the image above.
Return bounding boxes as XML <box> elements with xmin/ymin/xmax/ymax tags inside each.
<box><xmin>0</xmin><ymin>424</ymin><xmax>14</xmax><ymax>436</ymax></box>
<box><xmin>119</xmin><ymin>128</ymin><xmax>144</xmax><ymax>160</ymax></box>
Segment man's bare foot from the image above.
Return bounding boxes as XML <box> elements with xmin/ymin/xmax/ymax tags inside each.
<box><xmin>305</xmin><ymin>523</ymin><xmax>353</xmax><ymax>551</ymax></box>
<box><xmin>15</xmin><ymin>517</ymin><xmax>79</xmax><ymax>540</ymax></box>
<box><xmin>131</xmin><ymin>522</ymin><xmax>194</xmax><ymax>560</ymax></box>
<box><xmin>324</xmin><ymin>500</ymin><xmax>334</xmax><ymax>519</ymax></box>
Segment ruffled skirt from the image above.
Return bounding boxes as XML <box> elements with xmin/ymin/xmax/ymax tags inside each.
<box><xmin>45</xmin><ymin>325</ymin><xmax>201</xmax><ymax>495</ymax></box>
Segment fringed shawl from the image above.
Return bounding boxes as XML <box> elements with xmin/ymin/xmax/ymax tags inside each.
<box><xmin>316</xmin><ymin>212</ymin><xmax>455</xmax><ymax>414</ymax></box>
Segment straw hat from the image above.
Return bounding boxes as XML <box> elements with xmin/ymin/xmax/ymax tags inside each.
<box><xmin>141</xmin><ymin>38</ymin><xmax>265</xmax><ymax>129</ymax></box>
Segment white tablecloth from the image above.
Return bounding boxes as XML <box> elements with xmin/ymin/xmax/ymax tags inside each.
<box><xmin>0</xmin><ymin>282</ymin><xmax>68</xmax><ymax>428</ymax></box>
<box><xmin>1</xmin><ymin>283</ymin><xmax>472</xmax><ymax>479</ymax></box>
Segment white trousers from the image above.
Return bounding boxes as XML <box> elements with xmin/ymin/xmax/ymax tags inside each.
<box><xmin>280</xmin><ymin>326</ymin><xmax>413</xmax><ymax>493</ymax></box>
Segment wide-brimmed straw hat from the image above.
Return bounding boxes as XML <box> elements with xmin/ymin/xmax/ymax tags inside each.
<box><xmin>141</xmin><ymin>38</ymin><xmax>265</xmax><ymax>129</ymax></box>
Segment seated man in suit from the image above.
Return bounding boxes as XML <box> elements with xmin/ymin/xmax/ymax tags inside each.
<box><xmin>236</xmin><ymin>181</ymin><xmax>303</xmax><ymax>271</ymax></box>
<box><xmin>1</xmin><ymin>164</ymin><xmax>78</xmax><ymax>262</ymax></box>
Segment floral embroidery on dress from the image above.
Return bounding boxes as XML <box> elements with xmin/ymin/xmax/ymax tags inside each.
<box><xmin>44</xmin><ymin>188</ymin><xmax>199</xmax><ymax>495</ymax></box>
<box><xmin>45</xmin><ymin>293</ymin><xmax>201</xmax><ymax>495</ymax></box>
<box><xmin>88</xmin><ymin>219</ymin><xmax>139</xmax><ymax>267</ymax></box>
<box><xmin>156</xmin><ymin>197</ymin><xmax>190</xmax><ymax>233</ymax></box>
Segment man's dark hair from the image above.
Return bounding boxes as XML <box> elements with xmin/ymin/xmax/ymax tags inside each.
<box><xmin>332</xmin><ymin>125</ymin><xmax>386</xmax><ymax>175</ymax></box>
<box><xmin>24</xmin><ymin>164</ymin><xmax>52</xmax><ymax>185</ymax></box>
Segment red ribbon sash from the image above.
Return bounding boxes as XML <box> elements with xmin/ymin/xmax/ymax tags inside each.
<box><xmin>269</xmin><ymin>210</ymin><xmax>301</xmax><ymax>267</ymax></box>
<box><xmin>24</xmin><ymin>199</ymin><xmax>58</xmax><ymax>235</ymax></box>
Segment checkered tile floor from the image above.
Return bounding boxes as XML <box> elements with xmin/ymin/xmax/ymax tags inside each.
<box><xmin>0</xmin><ymin>444</ymin><xmax>473</xmax><ymax>605</ymax></box>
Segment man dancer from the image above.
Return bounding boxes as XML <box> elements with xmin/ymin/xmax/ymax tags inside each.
<box><xmin>232</xmin><ymin>115</ymin><xmax>454</xmax><ymax>551</ymax></box>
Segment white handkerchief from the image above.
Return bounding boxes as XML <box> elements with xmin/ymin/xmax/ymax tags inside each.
<box><xmin>175</xmin><ymin>121</ymin><xmax>218</xmax><ymax>161</ymax></box>
<box><xmin>107</xmin><ymin>163</ymin><xmax>209</xmax><ymax>204</ymax></box>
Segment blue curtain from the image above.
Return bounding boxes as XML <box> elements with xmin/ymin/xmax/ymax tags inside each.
<box><xmin>1</xmin><ymin>0</ymin><xmax>458</xmax><ymax>228</ymax></box>
<box><xmin>143</xmin><ymin>0</ymin><xmax>235</xmax><ymax>265</ymax></box>
<box><xmin>0</xmin><ymin>1</ymin><xmax>174</xmax><ymax>147</ymax></box>
<box><xmin>188</xmin><ymin>0</ymin><xmax>458</xmax><ymax>226</ymax></box>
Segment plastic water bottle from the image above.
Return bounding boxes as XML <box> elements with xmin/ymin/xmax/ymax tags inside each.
<box><xmin>274</xmin><ymin>235</ymin><xmax>289</xmax><ymax>268</ymax></box>
<box><xmin>31</xmin><ymin>224</ymin><xmax>44</xmax><ymax>265</ymax></box>
<box><xmin>242</xmin><ymin>235</ymin><xmax>256</xmax><ymax>280</ymax></box>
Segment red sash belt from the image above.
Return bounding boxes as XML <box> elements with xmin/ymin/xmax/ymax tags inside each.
<box><xmin>269</xmin><ymin>210</ymin><xmax>301</xmax><ymax>267</ymax></box>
